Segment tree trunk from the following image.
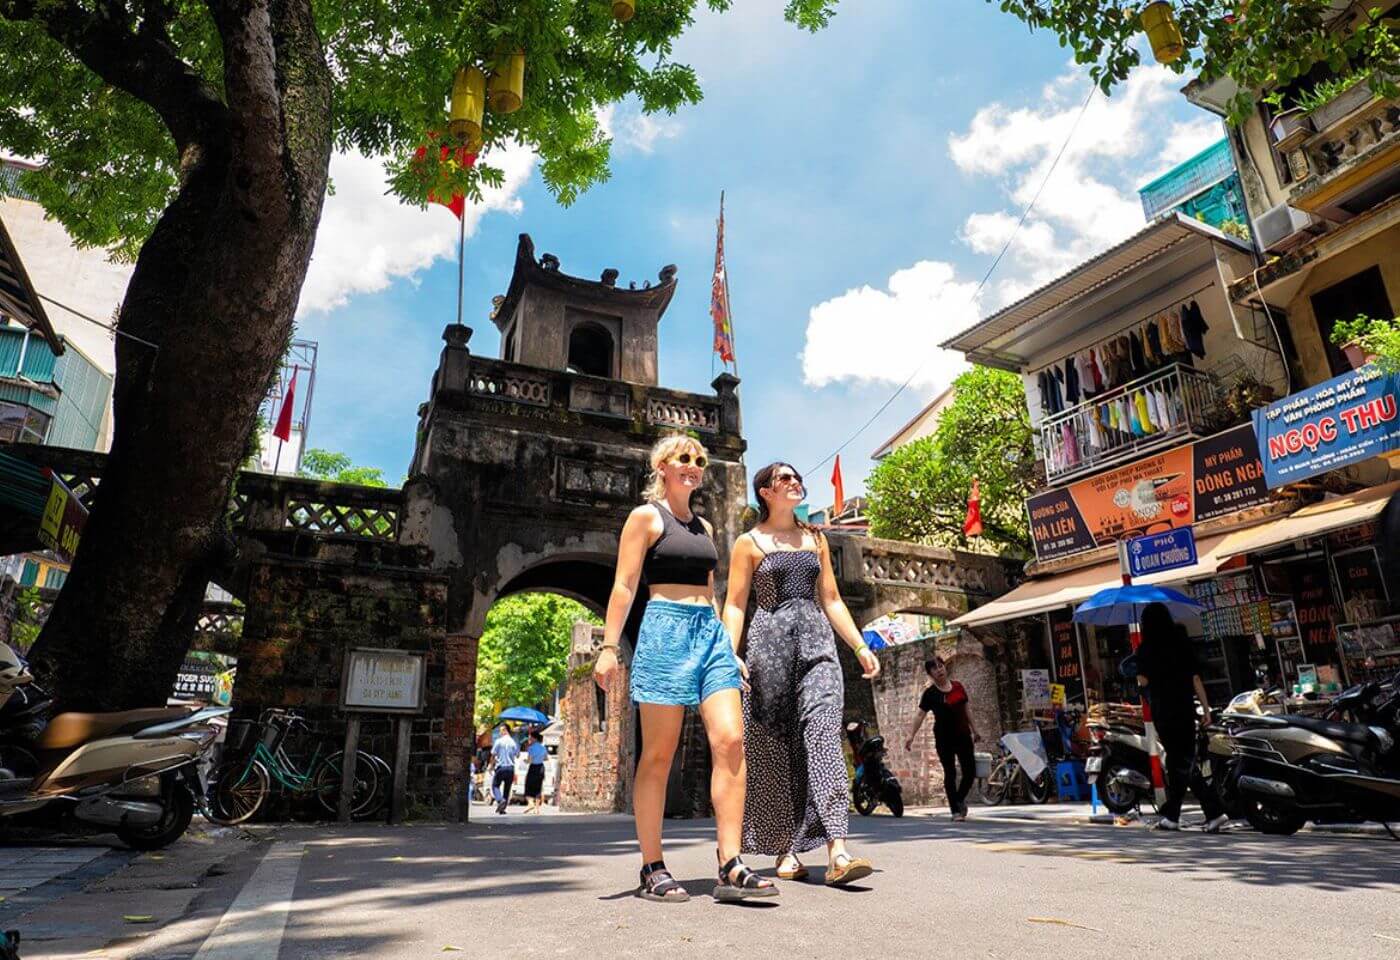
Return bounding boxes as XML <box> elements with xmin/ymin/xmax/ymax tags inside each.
<box><xmin>27</xmin><ymin>1</ymin><xmax>333</xmax><ymax>712</ymax></box>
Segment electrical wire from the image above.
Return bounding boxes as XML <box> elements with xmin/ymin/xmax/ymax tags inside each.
<box><xmin>806</xmin><ymin>84</ymin><xmax>1099</xmax><ymax>476</ymax></box>
<box><xmin>35</xmin><ymin>292</ymin><xmax>160</xmax><ymax>351</ymax></box>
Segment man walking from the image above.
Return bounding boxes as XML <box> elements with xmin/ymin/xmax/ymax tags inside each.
<box><xmin>491</xmin><ymin>724</ymin><xmax>520</xmax><ymax>815</ymax></box>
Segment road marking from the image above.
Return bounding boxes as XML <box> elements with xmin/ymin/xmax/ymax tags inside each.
<box><xmin>973</xmin><ymin>841</ymin><xmax>1136</xmax><ymax>864</ymax></box>
<box><xmin>193</xmin><ymin>842</ymin><xmax>305</xmax><ymax>960</ymax></box>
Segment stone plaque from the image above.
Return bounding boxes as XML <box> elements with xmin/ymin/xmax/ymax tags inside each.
<box><xmin>555</xmin><ymin>456</ymin><xmax>638</xmax><ymax>504</ymax></box>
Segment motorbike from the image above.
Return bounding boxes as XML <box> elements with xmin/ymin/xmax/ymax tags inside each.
<box><xmin>0</xmin><ymin>640</ymin><xmax>228</xmax><ymax>850</ymax></box>
<box><xmin>1085</xmin><ymin>706</ymin><xmax>1242</xmax><ymax>818</ymax></box>
<box><xmin>1224</xmin><ymin>672</ymin><xmax>1400</xmax><ymax>837</ymax></box>
<box><xmin>846</xmin><ymin>720</ymin><xmax>904</xmax><ymax>817</ymax></box>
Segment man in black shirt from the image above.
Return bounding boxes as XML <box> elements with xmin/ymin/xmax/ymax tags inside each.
<box><xmin>1134</xmin><ymin>603</ymin><xmax>1226</xmax><ymax>832</ymax></box>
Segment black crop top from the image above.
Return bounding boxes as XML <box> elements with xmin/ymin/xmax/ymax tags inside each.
<box><xmin>642</xmin><ymin>503</ymin><xmax>717</xmax><ymax>586</ymax></box>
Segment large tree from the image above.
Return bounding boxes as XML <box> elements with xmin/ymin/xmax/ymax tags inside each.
<box><xmin>9</xmin><ymin>0</ymin><xmax>839</xmax><ymax>712</ymax></box>
<box><xmin>865</xmin><ymin>366</ymin><xmax>1036</xmax><ymax>555</ymax></box>
<box><xmin>473</xmin><ymin>593</ymin><xmax>598</xmax><ymax>728</ymax></box>
<box><xmin>988</xmin><ymin>0</ymin><xmax>1398</xmax><ymax>122</ymax></box>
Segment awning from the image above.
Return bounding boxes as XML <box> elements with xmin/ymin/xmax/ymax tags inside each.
<box><xmin>0</xmin><ymin>210</ymin><xmax>63</xmax><ymax>355</ymax></box>
<box><xmin>951</xmin><ymin>533</ymin><xmax>1233</xmax><ymax>629</ymax></box>
<box><xmin>1217</xmin><ymin>481</ymin><xmax>1400</xmax><ymax>559</ymax></box>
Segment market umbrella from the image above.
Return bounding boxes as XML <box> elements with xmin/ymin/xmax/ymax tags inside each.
<box><xmin>498</xmin><ymin>706</ymin><xmax>551</xmax><ymax>725</ymax></box>
<box><xmin>1071</xmin><ymin>583</ymin><xmax>1203</xmax><ymax>627</ymax></box>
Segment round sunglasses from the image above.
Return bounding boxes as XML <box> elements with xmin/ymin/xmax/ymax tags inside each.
<box><xmin>672</xmin><ymin>452</ymin><xmax>708</xmax><ymax>468</ymax></box>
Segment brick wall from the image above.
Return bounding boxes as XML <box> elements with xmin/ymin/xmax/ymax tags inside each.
<box><xmin>557</xmin><ymin>623</ymin><xmax>635</xmax><ymax>812</ymax></box>
<box><xmin>870</xmin><ymin>633</ymin><xmax>1003</xmax><ymax>807</ymax></box>
<box><xmin>234</xmin><ymin>554</ymin><xmax>452</xmax><ymax>815</ymax></box>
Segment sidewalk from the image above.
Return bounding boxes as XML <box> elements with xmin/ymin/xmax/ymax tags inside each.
<box><xmin>909</xmin><ymin>800</ymin><xmax>1395</xmax><ymax>837</ymax></box>
<box><xmin>1</xmin><ymin>820</ymin><xmax>262</xmax><ymax>960</ymax></box>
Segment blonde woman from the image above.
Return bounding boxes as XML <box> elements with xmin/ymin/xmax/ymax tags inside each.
<box><xmin>594</xmin><ymin>434</ymin><xmax>777</xmax><ymax>904</ymax></box>
<box><xmin>724</xmin><ymin>462</ymin><xmax>879</xmax><ymax>886</ymax></box>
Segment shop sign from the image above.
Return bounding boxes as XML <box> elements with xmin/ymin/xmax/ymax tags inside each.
<box><xmin>1252</xmin><ymin>364</ymin><xmax>1400</xmax><ymax>488</ymax></box>
<box><xmin>37</xmin><ymin>471</ymin><xmax>87</xmax><ymax>562</ymax></box>
<box><xmin>1048</xmin><ymin>609</ymin><xmax>1084</xmax><ymax>707</ymax></box>
<box><xmin>1126</xmin><ymin>526</ymin><xmax>1197</xmax><ymax>578</ymax></box>
<box><xmin>171</xmin><ymin>652</ymin><xmax>236</xmax><ymax>703</ymax></box>
<box><xmin>1021</xmin><ymin>669</ymin><xmax>1051</xmax><ymax>710</ymax></box>
<box><xmin>1026</xmin><ymin>424</ymin><xmax>1267</xmax><ymax>563</ymax></box>
<box><xmin>340</xmin><ymin>648</ymin><xmax>427</xmax><ymax>714</ymax></box>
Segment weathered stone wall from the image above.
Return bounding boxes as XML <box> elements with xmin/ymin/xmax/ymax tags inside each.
<box><xmin>234</xmin><ymin>546</ymin><xmax>451</xmax><ymax>815</ymax></box>
<box><xmin>557</xmin><ymin>623</ymin><xmax>635</xmax><ymax>812</ymax></box>
<box><xmin>872</xmin><ymin>632</ymin><xmax>1003</xmax><ymax>808</ymax></box>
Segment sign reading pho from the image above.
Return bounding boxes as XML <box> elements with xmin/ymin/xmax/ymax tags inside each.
<box><xmin>340</xmin><ymin>648</ymin><xmax>427</xmax><ymax>714</ymax></box>
<box><xmin>1252</xmin><ymin>364</ymin><xmax>1400</xmax><ymax>488</ymax></box>
<box><xmin>1026</xmin><ymin>424</ymin><xmax>1267</xmax><ymax>562</ymax></box>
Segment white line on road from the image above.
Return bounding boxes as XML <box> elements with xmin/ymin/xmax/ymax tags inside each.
<box><xmin>192</xmin><ymin>841</ymin><xmax>305</xmax><ymax>960</ymax></box>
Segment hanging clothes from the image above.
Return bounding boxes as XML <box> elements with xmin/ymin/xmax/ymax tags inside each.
<box><xmin>1127</xmin><ymin>331</ymin><xmax>1147</xmax><ymax>378</ymax></box>
<box><xmin>1063</xmin><ymin>356</ymin><xmax>1080</xmax><ymax>405</ymax></box>
<box><xmin>1061</xmin><ymin>422</ymin><xmax>1079</xmax><ymax>466</ymax></box>
<box><xmin>1181</xmin><ymin>300</ymin><xmax>1209</xmax><ymax>359</ymax></box>
<box><xmin>1144</xmin><ymin>319</ymin><xmax>1165</xmax><ymax>368</ymax></box>
<box><xmin>1115</xmin><ymin>336</ymin><xmax>1134</xmax><ymax>384</ymax></box>
<box><xmin>1088</xmin><ymin>348</ymin><xmax>1106</xmax><ymax>393</ymax></box>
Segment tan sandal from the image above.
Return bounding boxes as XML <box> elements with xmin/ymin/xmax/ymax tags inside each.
<box><xmin>824</xmin><ymin>854</ymin><xmax>873</xmax><ymax>886</ymax></box>
<box><xmin>776</xmin><ymin>857</ymin><xmax>809</xmax><ymax>881</ymax></box>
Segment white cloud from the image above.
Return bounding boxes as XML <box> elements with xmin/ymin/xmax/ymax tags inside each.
<box><xmin>800</xmin><ymin>260</ymin><xmax>980</xmax><ymax>389</ymax></box>
<box><xmin>298</xmin><ymin>145</ymin><xmax>535</xmax><ymax>315</ymax></box>
<box><xmin>801</xmin><ymin>63</ymin><xmax>1229</xmax><ymax>391</ymax></box>
<box><xmin>596</xmin><ymin>103</ymin><xmax>684</xmax><ymax>155</ymax></box>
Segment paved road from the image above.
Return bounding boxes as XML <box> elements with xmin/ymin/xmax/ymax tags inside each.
<box><xmin>66</xmin><ymin>806</ymin><xmax>1398</xmax><ymax>960</ymax></box>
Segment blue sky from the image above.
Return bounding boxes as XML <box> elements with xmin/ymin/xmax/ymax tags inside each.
<box><xmin>294</xmin><ymin>1</ymin><xmax>1226</xmax><ymax>508</ymax></box>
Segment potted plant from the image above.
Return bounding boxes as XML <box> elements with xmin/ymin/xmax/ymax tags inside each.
<box><xmin>1267</xmin><ymin>105</ymin><xmax>1313</xmax><ymax>145</ymax></box>
<box><xmin>1329</xmin><ymin>313</ymin><xmax>1400</xmax><ymax>371</ymax></box>
<box><xmin>1223</xmin><ymin>372</ymin><xmax>1278</xmax><ymax>424</ymax></box>
<box><xmin>1299</xmin><ymin>72</ymin><xmax>1378</xmax><ymax>132</ymax></box>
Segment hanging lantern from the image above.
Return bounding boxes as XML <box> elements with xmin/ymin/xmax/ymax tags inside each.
<box><xmin>1140</xmin><ymin>2</ymin><xmax>1185</xmax><ymax>65</ymax></box>
<box><xmin>612</xmin><ymin>0</ymin><xmax>635</xmax><ymax>22</ymax></box>
<box><xmin>449</xmin><ymin>65</ymin><xmax>487</xmax><ymax>151</ymax></box>
<box><xmin>488</xmin><ymin>48</ymin><xmax>526</xmax><ymax>114</ymax></box>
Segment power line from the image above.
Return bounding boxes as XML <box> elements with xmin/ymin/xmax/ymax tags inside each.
<box><xmin>36</xmin><ymin>292</ymin><xmax>160</xmax><ymax>351</ymax></box>
<box><xmin>806</xmin><ymin>84</ymin><xmax>1098</xmax><ymax>476</ymax></box>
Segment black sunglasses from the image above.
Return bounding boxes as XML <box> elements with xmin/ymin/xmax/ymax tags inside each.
<box><xmin>673</xmin><ymin>452</ymin><xmax>708</xmax><ymax>468</ymax></box>
<box><xmin>769</xmin><ymin>471</ymin><xmax>803</xmax><ymax>486</ymax></box>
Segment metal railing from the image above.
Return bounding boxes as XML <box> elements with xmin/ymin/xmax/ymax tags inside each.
<box><xmin>1039</xmin><ymin>362</ymin><xmax>1218</xmax><ymax>485</ymax></box>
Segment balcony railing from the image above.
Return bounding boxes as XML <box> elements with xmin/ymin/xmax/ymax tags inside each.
<box><xmin>1273</xmin><ymin>85</ymin><xmax>1400</xmax><ymax>213</ymax></box>
<box><xmin>1040</xmin><ymin>363</ymin><xmax>1218</xmax><ymax>485</ymax></box>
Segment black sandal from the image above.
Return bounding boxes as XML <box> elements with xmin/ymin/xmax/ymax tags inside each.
<box><xmin>715</xmin><ymin>853</ymin><xmax>780</xmax><ymax>901</ymax></box>
<box><xmin>638</xmin><ymin>861</ymin><xmax>690</xmax><ymax>902</ymax></box>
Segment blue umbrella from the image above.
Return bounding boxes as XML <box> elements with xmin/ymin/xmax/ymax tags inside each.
<box><xmin>498</xmin><ymin>706</ymin><xmax>551</xmax><ymax>725</ymax></box>
<box><xmin>1072</xmin><ymin>583</ymin><xmax>1203</xmax><ymax>627</ymax></box>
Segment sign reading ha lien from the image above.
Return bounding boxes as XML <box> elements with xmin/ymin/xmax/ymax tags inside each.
<box><xmin>1253</xmin><ymin>364</ymin><xmax>1400</xmax><ymax>489</ymax></box>
<box><xmin>340</xmin><ymin>648</ymin><xmax>427</xmax><ymax>714</ymax></box>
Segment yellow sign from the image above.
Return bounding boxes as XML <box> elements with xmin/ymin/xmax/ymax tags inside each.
<box><xmin>1050</xmin><ymin>683</ymin><xmax>1067</xmax><ymax>708</ymax></box>
<box><xmin>37</xmin><ymin>474</ymin><xmax>85</xmax><ymax>561</ymax></box>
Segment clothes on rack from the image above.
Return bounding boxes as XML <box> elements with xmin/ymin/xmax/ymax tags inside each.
<box><xmin>1182</xmin><ymin>299</ymin><xmax>1209</xmax><ymax>359</ymax></box>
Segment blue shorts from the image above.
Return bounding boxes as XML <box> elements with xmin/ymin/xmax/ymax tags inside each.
<box><xmin>630</xmin><ymin>599</ymin><xmax>742</xmax><ymax>706</ymax></box>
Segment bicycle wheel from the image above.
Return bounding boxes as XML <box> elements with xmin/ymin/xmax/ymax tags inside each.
<box><xmin>210</xmin><ymin>760</ymin><xmax>271</xmax><ymax>825</ymax></box>
<box><xmin>982</xmin><ymin>758</ymin><xmax>1014</xmax><ymax>806</ymax></box>
<box><xmin>314</xmin><ymin>750</ymin><xmax>381</xmax><ymax>819</ymax></box>
<box><xmin>1024</xmin><ymin>767</ymin><xmax>1052</xmax><ymax>804</ymax></box>
<box><xmin>358</xmin><ymin>753</ymin><xmax>392</xmax><ymax>820</ymax></box>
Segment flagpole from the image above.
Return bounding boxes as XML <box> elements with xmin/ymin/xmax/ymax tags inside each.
<box><xmin>455</xmin><ymin>208</ymin><xmax>467</xmax><ymax>328</ymax></box>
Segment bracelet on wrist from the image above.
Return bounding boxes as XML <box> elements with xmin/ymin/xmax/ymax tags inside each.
<box><xmin>600</xmin><ymin>643</ymin><xmax>619</xmax><ymax>652</ymax></box>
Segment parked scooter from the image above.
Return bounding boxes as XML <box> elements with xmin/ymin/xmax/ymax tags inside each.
<box><xmin>1085</xmin><ymin>707</ymin><xmax>1242</xmax><ymax>817</ymax></box>
<box><xmin>846</xmin><ymin>720</ymin><xmax>904</xmax><ymax>817</ymax></box>
<box><xmin>1225</xmin><ymin>673</ymin><xmax>1400</xmax><ymax>836</ymax></box>
<box><xmin>0</xmin><ymin>641</ymin><xmax>227</xmax><ymax>850</ymax></box>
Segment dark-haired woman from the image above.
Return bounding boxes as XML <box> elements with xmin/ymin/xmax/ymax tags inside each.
<box><xmin>723</xmin><ymin>462</ymin><xmax>880</xmax><ymax>886</ymax></box>
<box><xmin>595</xmin><ymin>434</ymin><xmax>777</xmax><ymax>903</ymax></box>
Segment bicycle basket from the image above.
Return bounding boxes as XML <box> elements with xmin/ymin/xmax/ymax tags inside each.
<box><xmin>224</xmin><ymin>719</ymin><xmax>257</xmax><ymax>756</ymax></box>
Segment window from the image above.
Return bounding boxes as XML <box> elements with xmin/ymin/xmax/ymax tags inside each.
<box><xmin>19</xmin><ymin>559</ymin><xmax>38</xmax><ymax>587</ymax></box>
<box><xmin>1310</xmin><ymin>267</ymin><xmax>1394</xmax><ymax>378</ymax></box>
<box><xmin>503</xmin><ymin>323</ymin><xmax>517</xmax><ymax>363</ymax></box>
<box><xmin>43</xmin><ymin>567</ymin><xmax>68</xmax><ymax>590</ymax></box>
<box><xmin>567</xmin><ymin>322</ymin><xmax>614</xmax><ymax>378</ymax></box>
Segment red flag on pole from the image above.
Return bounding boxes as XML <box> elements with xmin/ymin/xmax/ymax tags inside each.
<box><xmin>963</xmin><ymin>477</ymin><xmax>984</xmax><ymax>538</ymax></box>
<box><xmin>273</xmin><ymin>367</ymin><xmax>298</xmax><ymax>443</ymax></box>
<box><xmin>710</xmin><ymin>194</ymin><xmax>735</xmax><ymax>365</ymax></box>
<box><xmin>831</xmin><ymin>456</ymin><xmax>846</xmax><ymax>519</ymax></box>
<box><xmin>413</xmin><ymin>139</ymin><xmax>477</xmax><ymax>219</ymax></box>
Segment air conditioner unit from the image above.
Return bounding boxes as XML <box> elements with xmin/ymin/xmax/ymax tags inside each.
<box><xmin>1251</xmin><ymin>203</ymin><xmax>1317</xmax><ymax>253</ymax></box>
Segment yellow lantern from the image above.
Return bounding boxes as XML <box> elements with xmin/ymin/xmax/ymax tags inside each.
<box><xmin>449</xmin><ymin>65</ymin><xmax>486</xmax><ymax>150</ymax></box>
<box><xmin>488</xmin><ymin>48</ymin><xmax>526</xmax><ymax>114</ymax></box>
<box><xmin>1140</xmin><ymin>2</ymin><xmax>1185</xmax><ymax>65</ymax></box>
<box><xmin>612</xmin><ymin>0</ymin><xmax>635</xmax><ymax>22</ymax></box>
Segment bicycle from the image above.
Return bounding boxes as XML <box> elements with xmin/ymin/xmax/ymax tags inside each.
<box><xmin>208</xmin><ymin>709</ymin><xmax>387</xmax><ymax>824</ymax></box>
<box><xmin>979</xmin><ymin>740</ymin><xmax>1052</xmax><ymax>805</ymax></box>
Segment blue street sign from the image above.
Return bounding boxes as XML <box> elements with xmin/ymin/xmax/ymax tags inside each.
<box><xmin>1126</xmin><ymin>526</ymin><xmax>1197</xmax><ymax>579</ymax></box>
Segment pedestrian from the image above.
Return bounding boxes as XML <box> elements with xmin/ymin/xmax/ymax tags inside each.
<box><xmin>723</xmin><ymin>461</ymin><xmax>879</xmax><ymax>886</ymax></box>
<box><xmin>523</xmin><ymin>730</ymin><xmax>548</xmax><ymax>814</ymax></box>
<box><xmin>490</xmin><ymin>724</ymin><xmax>520</xmax><ymax>815</ymax></box>
<box><xmin>594</xmin><ymin>434</ymin><xmax>777</xmax><ymax>903</ymax></box>
<box><xmin>905</xmin><ymin>655</ymin><xmax>982</xmax><ymax>821</ymax></box>
<box><xmin>1134</xmin><ymin>602</ymin><xmax>1228</xmax><ymax>833</ymax></box>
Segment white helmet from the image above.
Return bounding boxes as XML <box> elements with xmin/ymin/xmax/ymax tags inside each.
<box><xmin>0</xmin><ymin>640</ymin><xmax>33</xmax><ymax>704</ymax></box>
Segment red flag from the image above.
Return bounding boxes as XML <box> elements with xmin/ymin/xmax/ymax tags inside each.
<box><xmin>831</xmin><ymin>456</ymin><xmax>846</xmax><ymax>518</ymax></box>
<box><xmin>273</xmin><ymin>367</ymin><xmax>298</xmax><ymax>443</ymax></box>
<box><xmin>413</xmin><ymin>138</ymin><xmax>477</xmax><ymax>219</ymax></box>
<box><xmin>963</xmin><ymin>477</ymin><xmax>984</xmax><ymax>538</ymax></box>
<box><xmin>710</xmin><ymin>195</ymin><xmax>735</xmax><ymax>364</ymax></box>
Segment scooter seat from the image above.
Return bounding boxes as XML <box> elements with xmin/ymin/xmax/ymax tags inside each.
<box><xmin>1278</xmin><ymin>714</ymin><xmax>1377</xmax><ymax>748</ymax></box>
<box><xmin>36</xmin><ymin>707</ymin><xmax>195</xmax><ymax>750</ymax></box>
